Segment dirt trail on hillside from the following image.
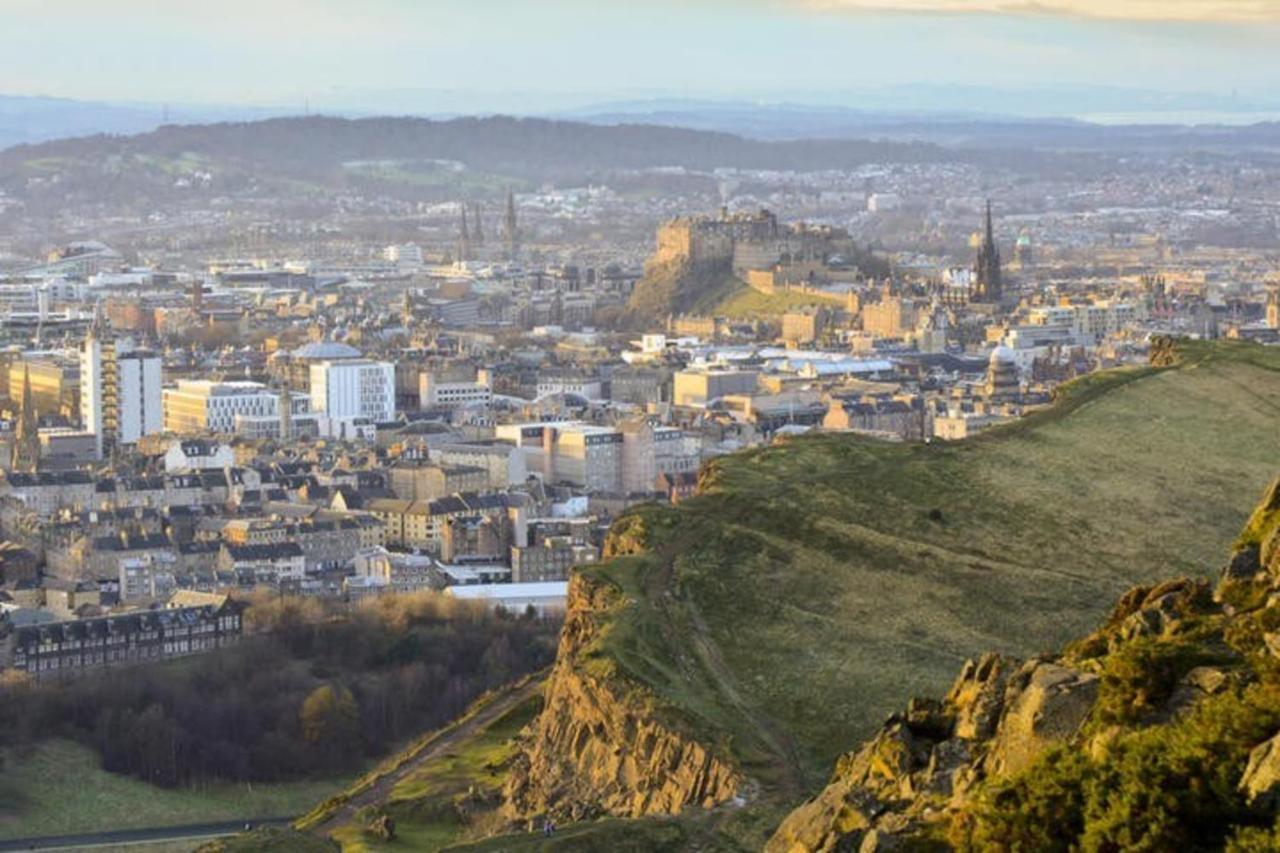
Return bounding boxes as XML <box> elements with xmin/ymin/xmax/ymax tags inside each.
<box><xmin>309</xmin><ymin>679</ymin><xmax>544</xmax><ymax>838</ymax></box>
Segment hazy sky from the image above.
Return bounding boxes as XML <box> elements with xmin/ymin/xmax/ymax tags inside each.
<box><xmin>3</xmin><ymin>0</ymin><xmax>1279</xmax><ymax>110</ymax></box>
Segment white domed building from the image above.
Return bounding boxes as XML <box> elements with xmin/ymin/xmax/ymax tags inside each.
<box><xmin>985</xmin><ymin>345</ymin><xmax>1021</xmax><ymax>402</ymax></box>
<box><xmin>270</xmin><ymin>341</ymin><xmax>364</xmax><ymax>392</ymax></box>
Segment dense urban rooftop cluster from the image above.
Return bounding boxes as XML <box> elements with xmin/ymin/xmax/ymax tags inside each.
<box><xmin>2</xmin><ymin>126</ymin><xmax>1279</xmax><ymax>680</ymax></box>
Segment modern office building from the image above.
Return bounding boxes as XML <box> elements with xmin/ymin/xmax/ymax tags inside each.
<box><xmin>163</xmin><ymin>380</ymin><xmax>313</xmax><ymax>437</ymax></box>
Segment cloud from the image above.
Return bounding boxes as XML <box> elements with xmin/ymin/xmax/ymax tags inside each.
<box><xmin>792</xmin><ymin>0</ymin><xmax>1280</xmax><ymax>21</ymax></box>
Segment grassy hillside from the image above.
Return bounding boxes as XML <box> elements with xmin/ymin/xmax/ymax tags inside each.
<box><xmin>579</xmin><ymin>340</ymin><xmax>1280</xmax><ymax>796</ymax></box>
<box><xmin>0</xmin><ymin>740</ymin><xmax>347</xmax><ymax>840</ymax></box>
<box><xmin>769</xmin><ymin>475</ymin><xmax>1280</xmax><ymax>850</ymax></box>
<box><xmin>628</xmin><ymin>267</ymin><xmax>846</xmax><ymax>324</ymax></box>
<box><xmin>710</xmin><ymin>284</ymin><xmax>844</xmax><ymax>318</ymax></box>
<box><xmin>325</xmin><ymin>694</ymin><xmax>541</xmax><ymax>852</ymax></box>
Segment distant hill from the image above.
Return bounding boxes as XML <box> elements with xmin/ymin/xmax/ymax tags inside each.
<box><xmin>0</xmin><ymin>114</ymin><xmax>981</xmax><ymax>208</ymax></box>
<box><xmin>562</xmin><ymin>96</ymin><xmax>1280</xmax><ymax>150</ymax></box>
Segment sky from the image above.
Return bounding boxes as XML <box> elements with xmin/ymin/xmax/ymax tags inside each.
<box><xmin>3</xmin><ymin>0</ymin><xmax>1280</xmax><ymax>114</ymax></box>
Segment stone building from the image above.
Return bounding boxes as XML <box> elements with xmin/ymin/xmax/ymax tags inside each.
<box><xmin>1</xmin><ymin>593</ymin><xmax>244</xmax><ymax>680</ymax></box>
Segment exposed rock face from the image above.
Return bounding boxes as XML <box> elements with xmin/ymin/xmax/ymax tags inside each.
<box><xmin>983</xmin><ymin>661</ymin><xmax>1099</xmax><ymax>778</ymax></box>
<box><xmin>767</xmin><ymin>649</ymin><xmax>1109</xmax><ymax>852</ymax></box>
<box><xmin>1240</xmin><ymin>733</ymin><xmax>1280</xmax><ymax>809</ymax></box>
<box><xmin>502</xmin><ymin>572</ymin><xmax>740</xmax><ymax>822</ymax></box>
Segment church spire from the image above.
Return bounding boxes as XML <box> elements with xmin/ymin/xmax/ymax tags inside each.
<box><xmin>975</xmin><ymin>199</ymin><xmax>1003</xmax><ymax>304</ymax></box>
<box><xmin>457</xmin><ymin>203</ymin><xmax>471</xmax><ymax>262</ymax></box>
<box><xmin>503</xmin><ymin>188</ymin><xmax>520</xmax><ymax>260</ymax></box>
<box><xmin>472</xmin><ymin>203</ymin><xmax>485</xmax><ymax>246</ymax></box>
<box><xmin>12</xmin><ymin>364</ymin><xmax>40</xmax><ymax>473</ymax></box>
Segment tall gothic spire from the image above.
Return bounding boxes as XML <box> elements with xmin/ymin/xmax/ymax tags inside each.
<box><xmin>503</xmin><ymin>189</ymin><xmax>520</xmax><ymax>259</ymax></box>
<box><xmin>457</xmin><ymin>204</ymin><xmax>471</xmax><ymax>262</ymax></box>
<box><xmin>12</xmin><ymin>364</ymin><xmax>40</xmax><ymax>473</ymax></box>
<box><xmin>975</xmin><ymin>199</ymin><xmax>1003</xmax><ymax>304</ymax></box>
<box><xmin>472</xmin><ymin>203</ymin><xmax>485</xmax><ymax>246</ymax></box>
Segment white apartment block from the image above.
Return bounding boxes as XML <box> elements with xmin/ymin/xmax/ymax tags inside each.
<box><xmin>81</xmin><ymin>333</ymin><xmax>162</xmax><ymax>458</ymax></box>
<box><xmin>310</xmin><ymin>359</ymin><xmax>396</xmax><ymax>437</ymax></box>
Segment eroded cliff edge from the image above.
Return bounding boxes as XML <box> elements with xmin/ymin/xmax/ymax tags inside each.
<box><xmin>502</xmin><ymin>512</ymin><xmax>743</xmax><ymax>822</ymax></box>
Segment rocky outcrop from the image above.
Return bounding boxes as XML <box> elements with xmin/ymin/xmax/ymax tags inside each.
<box><xmin>502</xmin><ymin>571</ymin><xmax>740</xmax><ymax>823</ymax></box>
<box><xmin>1240</xmin><ymin>733</ymin><xmax>1280</xmax><ymax>809</ymax></box>
<box><xmin>768</xmin><ymin>575</ymin><xmax>1233</xmax><ymax>852</ymax></box>
<box><xmin>983</xmin><ymin>661</ymin><xmax>1098</xmax><ymax>777</ymax></box>
<box><xmin>766</xmin><ymin>651</ymin><xmax>1101</xmax><ymax>853</ymax></box>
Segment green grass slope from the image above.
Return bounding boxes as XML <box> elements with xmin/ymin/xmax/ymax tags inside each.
<box><xmin>580</xmin><ymin>340</ymin><xmax>1280</xmax><ymax>795</ymax></box>
<box><xmin>0</xmin><ymin>740</ymin><xmax>347</xmax><ymax>840</ymax></box>
<box><xmin>327</xmin><ymin>695</ymin><xmax>541</xmax><ymax>852</ymax></box>
<box><xmin>709</xmin><ymin>284</ymin><xmax>844</xmax><ymax>318</ymax></box>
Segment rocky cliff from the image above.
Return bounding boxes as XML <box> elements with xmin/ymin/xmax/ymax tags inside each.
<box><xmin>625</xmin><ymin>254</ymin><xmax>739</xmax><ymax>322</ymax></box>
<box><xmin>768</xmin><ymin>477</ymin><xmax>1280</xmax><ymax>852</ymax></box>
<box><xmin>502</xmin><ymin>568</ymin><xmax>741</xmax><ymax>823</ymax></box>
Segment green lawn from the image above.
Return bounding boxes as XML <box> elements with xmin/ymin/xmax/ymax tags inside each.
<box><xmin>580</xmin><ymin>341</ymin><xmax>1280</xmax><ymax>792</ymax></box>
<box><xmin>0</xmin><ymin>740</ymin><xmax>351</xmax><ymax>841</ymax></box>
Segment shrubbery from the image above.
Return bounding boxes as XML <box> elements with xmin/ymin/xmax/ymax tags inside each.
<box><xmin>0</xmin><ymin>592</ymin><xmax>559</xmax><ymax>787</ymax></box>
<box><xmin>960</xmin><ymin>683</ymin><xmax>1280</xmax><ymax>851</ymax></box>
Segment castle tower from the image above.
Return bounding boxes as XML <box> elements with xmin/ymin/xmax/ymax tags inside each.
<box><xmin>1268</xmin><ymin>287</ymin><xmax>1280</xmax><ymax>330</ymax></box>
<box><xmin>974</xmin><ymin>200</ymin><xmax>1003</xmax><ymax>303</ymax></box>
<box><xmin>502</xmin><ymin>189</ymin><xmax>520</xmax><ymax>260</ymax></box>
<box><xmin>12</xmin><ymin>364</ymin><xmax>40</xmax><ymax>472</ymax></box>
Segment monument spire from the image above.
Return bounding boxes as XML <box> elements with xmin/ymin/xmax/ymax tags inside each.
<box><xmin>12</xmin><ymin>364</ymin><xmax>40</xmax><ymax>472</ymax></box>
<box><xmin>457</xmin><ymin>203</ymin><xmax>471</xmax><ymax>262</ymax></box>
<box><xmin>503</xmin><ymin>189</ymin><xmax>520</xmax><ymax>260</ymax></box>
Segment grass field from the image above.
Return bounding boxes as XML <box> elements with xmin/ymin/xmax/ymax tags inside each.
<box><xmin>341</xmin><ymin>160</ymin><xmax>522</xmax><ymax>194</ymax></box>
<box><xmin>329</xmin><ymin>696</ymin><xmax>541</xmax><ymax>852</ymax></box>
<box><xmin>0</xmin><ymin>740</ymin><xmax>351</xmax><ymax>841</ymax></box>
<box><xmin>578</xmin><ymin>341</ymin><xmax>1280</xmax><ymax>793</ymax></box>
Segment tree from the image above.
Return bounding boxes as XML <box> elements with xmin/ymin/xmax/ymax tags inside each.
<box><xmin>299</xmin><ymin>684</ymin><xmax>361</xmax><ymax>750</ymax></box>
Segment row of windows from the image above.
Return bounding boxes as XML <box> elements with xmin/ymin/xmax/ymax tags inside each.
<box><xmin>21</xmin><ymin>636</ymin><xmax>232</xmax><ymax>672</ymax></box>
